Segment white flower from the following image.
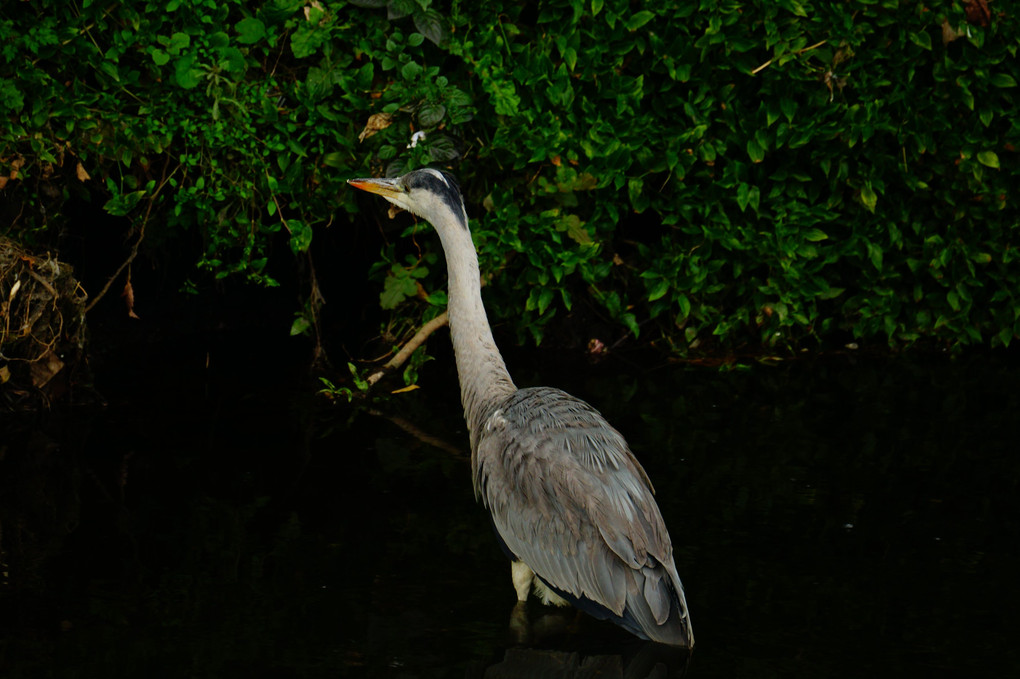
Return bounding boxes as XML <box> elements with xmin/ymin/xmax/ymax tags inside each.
<box><xmin>407</xmin><ymin>131</ymin><xmax>426</xmax><ymax>149</ymax></box>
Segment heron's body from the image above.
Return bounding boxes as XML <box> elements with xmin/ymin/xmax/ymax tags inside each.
<box><xmin>348</xmin><ymin>169</ymin><xmax>693</xmax><ymax>647</ymax></box>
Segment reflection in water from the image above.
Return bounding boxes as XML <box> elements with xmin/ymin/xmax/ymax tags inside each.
<box><xmin>481</xmin><ymin>643</ymin><xmax>690</xmax><ymax>679</ymax></box>
<box><xmin>1</xmin><ymin>350</ymin><xmax>1019</xmax><ymax>677</ymax></box>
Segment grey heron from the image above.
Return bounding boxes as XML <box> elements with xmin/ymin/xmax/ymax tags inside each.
<box><xmin>348</xmin><ymin>169</ymin><xmax>694</xmax><ymax>647</ymax></box>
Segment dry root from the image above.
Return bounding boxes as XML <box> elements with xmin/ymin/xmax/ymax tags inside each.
<box><xmin>0</xmin><ymin>238</ymin><xmax>89</xmax><ymax>409</ymax></box>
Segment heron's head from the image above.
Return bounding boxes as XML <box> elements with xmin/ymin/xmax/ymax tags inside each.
<box><xmin>348</xmin><ymin>168</ymin><xmax>468</xmax><ymax>231</ymax></box>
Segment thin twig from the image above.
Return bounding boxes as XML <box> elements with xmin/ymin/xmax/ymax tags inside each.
<box><xmin>367</xmin><ymin>408</ymin><xmax>466</xmax><ymax>459</ymax></box>
<box><xmin>84</xmin><ymin>157</ymin><xmax>176</xmax><ymax>314</ymax></box>
<box><xmin>306</xmin><ymin>251</ymin><xmax>328</xmax><ymax>369</ymax></box>
<box><xmin>26</xmin><ymin>268</ymin><xmax>58</xmax><ymax>300</ymax></box>
<box><xmin>83</xmin><ymin>224</ymin><xmax>145</xmax><ymax>315</ymax></box>
<box><xmin>751</xmin><ymin>40</ymin><xmax>828</xmax><ymax>75</ymax></box>
<box><xmin>366</xmin><ymin>311</ymin><xmax>449</xmax><ymax>387</ymax></box>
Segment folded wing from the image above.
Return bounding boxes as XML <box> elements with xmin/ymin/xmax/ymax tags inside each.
<box><xmin>472</xmin><ymin>387</ymin><xmax>693</xmax><ymax>646</ymax></box>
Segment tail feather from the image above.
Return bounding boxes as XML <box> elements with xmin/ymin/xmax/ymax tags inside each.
<box><xmin>623</xmin><ymin>566</ymin><xmax>693</xmax><ymax>647</ymax></box>
<box><xmin>537</xmin><ymin>565</ymin><xmax>693</xmax><ymax>648</ymax></box>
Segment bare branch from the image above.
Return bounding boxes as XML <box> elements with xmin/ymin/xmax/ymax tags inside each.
<box><xmin>366</xmin><ymin>310</ymin><xmax>449</xmax><ymax>387</ymax></box>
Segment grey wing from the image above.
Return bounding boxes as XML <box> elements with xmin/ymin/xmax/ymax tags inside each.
<box><xmin>473</xmin><ymin>386</ymin><xmax>692</xmax><ymax>644</ymax></box>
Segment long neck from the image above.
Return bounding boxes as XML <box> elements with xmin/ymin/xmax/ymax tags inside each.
<box><xmin>436</xmin><ymin>224</ymin><xmax>516</xmax><ymax>445</ymax></box>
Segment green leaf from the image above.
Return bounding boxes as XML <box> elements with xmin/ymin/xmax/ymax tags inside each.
<box><xmin>735</xmin><ymin>183</ymin><xmax>760</xmax><ymax>212</ymax></box>
<box><xmin>290</xmin><ymin>316</ymin><xmax>311</xmax><ymax>336</ymax></box>
<box><xmin>622</xmin><ymin>313</ymin><xmax>640</xmax><ymax>338</ymax></box>
<box><xmin>151</xmin><ymin>49</ymin><xmax>170</xmax><ymax>66</ymax></box>
<box><xmin>486</xmin><ymin>77</ymin><xmax>520</xmax><ymax>116</ymax></box>
<box><xmin>348</xmin><ymin>363</ymin><xmax>369</xmax><ymax>392</ymax></box>
<box><xmin>735</xmin><ymin>183</ymin><xmax>749</xmax><ymax>211</ymax></box>
<box><xmin>778</xmin><ymin>0</ymin><xmax>808</xmax><ymax>17</ymax></box>
<box><xmin>676</xmin><ymin>294</ymin><xmax>691</xmax><ymax>320</ymax></box>
<box><xmin>592</xmin><ymin>0</ymin><xmax>604</xmax><ymax>17</ymax></box>
<box><xmin>780</xmin><ymin>97</ymin><xmax>796</xmax><ymax>122</ymax></box>
<box><xmin>866</xmin><ymin>241</ymin><xmax>883</xmax><ymax>270</ymax></box>
<box><xmin>804</xmin><ymin>229</ymin><xmax>828</xmax><ymax>241</ymax></box>
<box><xmin>217</xmin><ymin>46</ymin><xmax>246</xmax><ymax>73</ymax></box>
<box><xmin>103</xmin><ymin>190</ymin><xmax>146</xmax><ymax>216</ymax></box>
<box><xmin>208</xmin><ymin>31</ymin><xmax>230</xmax><ymax>48</ymax></box>
<box><xmin>290</xmin><ymin>20</ymin><xmax>330</xmax><ymax>58</ymax></box>
<box><xmin>628</xmin><ymin>177</ymin><xmax>650</xmax><ymax>213</ymax></box>
<box><xmin>861</xmin><ymin>183</ymin><xmax>877</xmax><ymax>212</ymax></box>
<box><xmin>321</xmin><ymin>152</ymin><xmax>346</xmax><ymax>169</ymax></box>
<box><xmin>648</xmin><ymin>278</ymin><xmax>670</xmax><ymax>302</ymax></box>
<box><xmin>381</xmin><ymin>276</ymin><xmax>413</xmax><ymax>309</ymax></box>
<box><xmin>235</xmin><ymin>17</ymin><xmax>267</xmax><ymax>44</ymax></box>
<box><xmin>428</xmin><ymin>135</ymin><xmax>460</xmax><ymax>162</ymax></box>
<box><xmin>909</xmin><ymin>30</ymin><xmax>932</xmax><ymax>50</ymax></box>
<box><xmin>413</xmin><ymin>8</ymin><xmax>447</xmax><ymax>46</ymax></box>
<box><xmin>560</xmin><ymin>288</ymin><xmax>573</xmax><ymax>311</ymax></box>
<box><xmin>168</xmin><ymin>32</ymin><xmax>190</xmax><ymax>55</ymax></box>
<box><xmin>563</xmin><ymin>46</ymin><xmax>577</xmax><ymax>71</ymax></box>
<box><xmin>0</xmin><ymin>78</ymin><xmax>24</xmax><ymax>113</ymax></box>
<box><xmin>388</xmin><ymin>0</ymin><xmax>415</xmax><ymax>20</ymax></box>
<box><xmin>537</xmin><ymin>287</ymin><xmax>554</xmax><ymax>315</ymax></box>
<box><xmin>625</xmin><ymin>11</ymin><xmax>655</xmax><ymax>31</ymax></box>
<box><xmin>174</xmin><ymin>54</ymin><xmax>203</xmax><ymax>89</ymax></box>
<box><xmin>747</xmin><ymin>139</ymin><xmax>765</xmax><ymax>163</ymax></box>
<box><xmin>990</xmin><ymin>73</ymin><xmax>1017</xmax><ymax>88</ymax></box>
<box><xmin>418</xmin><ymin>102</ymin><xmax>446</xmax><ymax>127</ymax></box>
<box><xmin>287</xmin><ymin>219</ymin><xmax>313</xmax><ymax>254</ymax></box>
<box><xmin>947</xmin><ymin>290</ymin><xmax>960</xmax><ymax>311</ymax></box>
<box><xmin>401</xmin><ymin>60</ymin><xmax>423</xmax><ymax>80</ymax></box>
<box><xmin>977</xmin><ymin>151</ymin><xmax>1000</xmax><ymax>168</ymax></box>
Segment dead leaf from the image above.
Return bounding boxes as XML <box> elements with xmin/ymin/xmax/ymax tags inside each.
<box><xmin>358</xmin><ymin>112</ymin><xmax>393</xmax><ymax>142</ymax></box>
<box><xmin>304</xmin><ymin>0</ymin><xmax>325</xmax><ymax>22</ymax></box>
<box><xmin>964</xmin><ymin>0</ymin><xmax>991</xmax><ymax>27</ymax></box>
<box><xmin>30</xmin><ymin>350</ymin><xmax>65</xmax><ymax>388</ymax></box>
<box><xmin>942</xmin><ymin>20</ymin><xmax>963</xmax><ymax>44</ymax></box>
<box><xmin>76</xmin><ymin>162</ymin><xmax>91</xmax><ymax>182</ymax></box>
<box><xmin>122</xmin><ymin>278</ymin><xmax>140</xmax><ymax>319</ymax></box>
<box><xmin>8</xmin><ymin>156</ymin><xmax>24</xmax><ymax>181</ymax></box>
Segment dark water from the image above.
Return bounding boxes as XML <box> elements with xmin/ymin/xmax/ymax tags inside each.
<box><xmin>2</xmin><ymin>344</ymin><xmax>1019</xmax><ymax>678</ymax></box>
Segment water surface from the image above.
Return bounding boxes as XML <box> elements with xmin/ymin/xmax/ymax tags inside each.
<box><xmin>2</xmin><ymin>346</ymin><xmax>1018</xmax><ymax>677</ymax></box>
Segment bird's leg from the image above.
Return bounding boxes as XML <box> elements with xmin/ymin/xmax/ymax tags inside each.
<box><xmin>508</xmin><ymin>561</ymin><xmax>535</xmax><ymax>644</ymax></box>
<box><xmin>511</xmin><ymin>560</ymin><xmax>535</xmax><ymax>602</ymax></box>
<box><xmin>532</xmin><ymin>578</ymin><xmax>570</xmax><ymax>607</ymax></box>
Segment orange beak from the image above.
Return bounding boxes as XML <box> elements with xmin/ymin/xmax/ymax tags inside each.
<box><xmin>347</xmin><ymin>177</ymin><xmax>402</xmax><ymax>198</ymax></box>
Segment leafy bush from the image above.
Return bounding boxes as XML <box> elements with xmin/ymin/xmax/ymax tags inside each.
<box><xmin>1</xmin><ymin>0</ymin><xmax>1018</xmax><ymax>358</ymax></box>
<box><xmin>455</xmin><ymin>0</ymin><xmax>1020</xmax><ymax>351</ymax></box>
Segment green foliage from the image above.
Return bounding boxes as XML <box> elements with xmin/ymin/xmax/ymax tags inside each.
<box><xmin>451</xmin><ymin>1</ymin><xmax>1020</xmax><ymax>352</ymax></box>
<box><xmin>2</xmin><ymin>0</ymin><xmax>1019</xmax><ymax>355</ymax></box>
<box><xmin>318</xmin><ymin>362</ymin><xmax>370</xmax><ymax>403</ymax></box>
